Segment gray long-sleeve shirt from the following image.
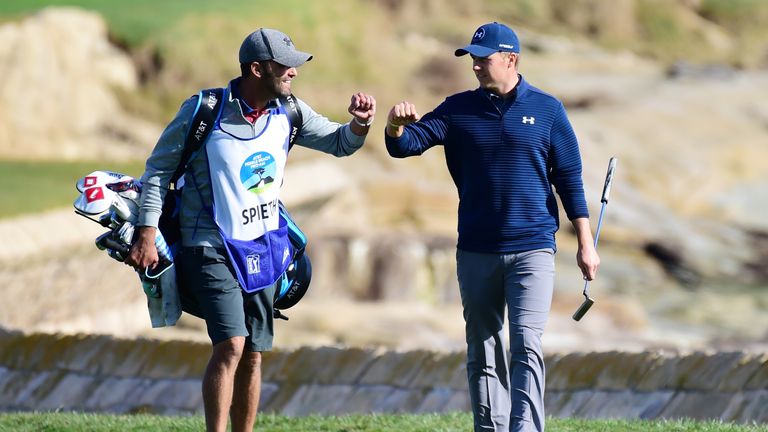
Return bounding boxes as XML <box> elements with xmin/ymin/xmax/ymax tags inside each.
<box><xmin>138</xmin><ymin>79</ymin><xmax>366</xmax><ymax>248</ymax></box>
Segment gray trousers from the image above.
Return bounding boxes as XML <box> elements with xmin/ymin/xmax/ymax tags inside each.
<box><xmin>457</xmin><ymin>248</ymin><xmax>555</xmax><ymax>432</ymax></box>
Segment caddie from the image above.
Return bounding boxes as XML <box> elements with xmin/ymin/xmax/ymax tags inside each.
<box><xmin>125</xmin><ymin>27</ymin><xmax>376</xmax><ymax>432</ymax></box>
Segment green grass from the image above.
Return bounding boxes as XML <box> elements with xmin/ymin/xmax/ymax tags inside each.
<box><xmin>0</xmin><ymin>0</ymin><xmax>260</xmax><ymax>46</ymax></box>
<box><xmin>0</xmin><ymin>1</ymin><xmax>766</xmax><ymax>220</ymax></box>
<box><xmin>0</xmin><ymin>0</ymin><xmax>352</xmax><ymax>47</ymax></box>
<box><xmin>0</xmin><ymin>160</ymin><xmax>144</xmax><ymax>219</ymax></box>
<box><xmin>700</xmin><ymin>0</ymin><xmax>768</xmax><ymax>31</ymax></box>
<box><xmin>0</xmin><ymin>413</ymin><xmax>766</xmax><ymax>432</ymax></box>
<box><xmin>0</xmin><ymin>0</ymin><xmax>386</xmax><ymax>122</ymax></box>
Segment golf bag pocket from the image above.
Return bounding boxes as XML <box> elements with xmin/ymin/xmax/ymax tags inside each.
<box><xmin>141</xmin><ymin>261</ymin><xmax>182</xmax><ymax>327</ymax></box>
<box><xmin>273</xmin><ymin>203</ymin><xmax>312</xmax><ymax>312</ymax></box>
<box><xmin>222</xmin><ymin>217</ymin><xmax>293</xmax><ymax>294</ymax></box>
<box><xmin>281</xmin><ymin>201</ymin><xmax>307</xmax><ymax>253</ymax></box>
<box><xmin>158</xmin><ymin>188</ymin><xmax>183</xmax><ymax>257</ymax></box>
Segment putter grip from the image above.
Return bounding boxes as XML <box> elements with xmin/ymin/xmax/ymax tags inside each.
<box><xmin>572</xmin><ymin>297</ymin><xmax>595</xmax><ymax>321</ymax></box>
<box><xmin>601</xmin><ymin>157</ymin><xmax>617</xmax><ymax>203</ymax></box>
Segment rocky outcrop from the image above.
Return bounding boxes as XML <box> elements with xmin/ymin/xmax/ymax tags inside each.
<box><xmin>1</xmin><ymin>6</ymin><xmax>768</xmax><ymax>354</ymax></box>
<box><xmin>0</xmin><ymin>8</ymin><xmax>159</xmax><ymax>160</ymax></box>
<box><xmin>2</xmin><ymin>204</ymin><xmax>768</xmax><ymax>354</ymax></box>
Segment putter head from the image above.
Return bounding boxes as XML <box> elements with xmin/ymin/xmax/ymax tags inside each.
<box><xmin>572</xmin><ymin>295</ymin><xmax>595</xmax><ymax>321</ymax></box>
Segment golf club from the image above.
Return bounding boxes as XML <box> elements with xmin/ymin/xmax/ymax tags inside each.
<box><xmin>95</xmin><ymin>233</ymin><xmax>130</xmax><ymax>258</ymax></box>
<box><xmin>572</xmin><ymin>157</ymin><xmax>617</xmax><ymax>321</ymax></box>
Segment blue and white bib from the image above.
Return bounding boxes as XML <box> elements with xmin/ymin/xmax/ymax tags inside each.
<box><xmin>205</xmin><ymin>106</ymin><xmax>294</xmax><ymax>293</ymax></box>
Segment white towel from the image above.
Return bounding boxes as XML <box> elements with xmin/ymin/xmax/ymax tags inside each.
<box><xmin>142</xmin><ymin>264</ymin><xmax>182</xmax><ymax>328</ymax></box>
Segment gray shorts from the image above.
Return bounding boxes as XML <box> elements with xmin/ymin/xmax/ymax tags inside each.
<box><xmin>178</xmin><ymin>246</ymin><xmax>275</xmax><ymax>352</ymax></box>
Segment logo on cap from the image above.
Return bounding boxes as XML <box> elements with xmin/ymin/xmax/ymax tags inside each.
<box><xmin>473</xmin><ymin>28</ymin><xmax>485</xmax><ymax>41</ymax></box>
<box><xmin>283</xmin><ymin>36</ymin><xmax>293</xmax><ymax>47</ymax></box>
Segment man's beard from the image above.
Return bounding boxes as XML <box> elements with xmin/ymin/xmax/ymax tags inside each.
<box><xmin>262</xmin><ymin>67</ymin><xmax>290</xmax><ymax>98</ymax></box>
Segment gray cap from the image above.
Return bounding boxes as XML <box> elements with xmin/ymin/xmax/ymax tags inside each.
<box><xmin>239</xmin><ymin>28</ymin><xmax>313</xmax><ymax>68</ymax></box>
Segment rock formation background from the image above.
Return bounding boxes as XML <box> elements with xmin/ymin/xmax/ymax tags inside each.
<box><xmin>1</xmin><ymin>0</ymin><xmax>767</xmax><ymax>353</ymax></box>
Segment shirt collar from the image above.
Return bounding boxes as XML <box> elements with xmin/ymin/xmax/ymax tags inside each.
<box><xmin>228</xmin><ymin>77</ymin><xmax>273</xmax><ymax>123</ymax></box>
<box><xmin>480</xmin><ymin>74</ymin><xmax>528</xmax><ymax>105</ymax></box>
<box><xmin>229</xmin><ymin>78</ymin><xmax>252</xmax><ymax>112</ymax></box>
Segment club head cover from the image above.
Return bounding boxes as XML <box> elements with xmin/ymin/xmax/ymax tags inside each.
<box><xmin>76</xmin><ymin>170</ymin><xmax>129</xmax><ymax>193</ymax></box>
<box><xmin>74</xmin><ymin>171</ymin><xmax>132</xmax><ymax>216</ymax></box>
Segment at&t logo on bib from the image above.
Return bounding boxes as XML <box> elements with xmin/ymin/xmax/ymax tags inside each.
<box><xmin>240</xmin><ymin>152</ymin><xmax>276</xmax><ymax>194</ymax></box>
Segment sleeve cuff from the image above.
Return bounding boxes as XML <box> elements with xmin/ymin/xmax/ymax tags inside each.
<box><xmin>343</xmin><ymin>124</ymin><xmax>366</xmax><ymax>148</ymax></box>
<box><xmin>138</xmin><ymin>210</ymin><xmax>161</xmax><ymax>228</ymax></box>
<box><xmin>567</xmin><ymin>212</ymin><xmax>590</xmax><ymax>221</ymax></box>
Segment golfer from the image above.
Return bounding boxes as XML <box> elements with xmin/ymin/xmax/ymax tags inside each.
<box><xmin>127</xmin><ymin>28</ymin><xmax>375</xmax><ymax>432</ymax></box>
<box><xmin>384</xmin><ymin>22</ymin><xmax>599</xmax><ymax>431</ymax></box>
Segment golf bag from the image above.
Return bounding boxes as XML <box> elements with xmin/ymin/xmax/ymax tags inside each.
<box><xmin>73</xmin><ymin>88</ymin><xmax>312</xmax><ymax>325</ymax></box>
<box><xmin>74</xmin><ymin>170</ymin><xmax>181</xmax><ymax>328</ymax></box>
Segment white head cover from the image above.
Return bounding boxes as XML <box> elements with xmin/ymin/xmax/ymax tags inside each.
<box><xmin>73</xmin><ymin>170</ymin><xmax>137</xmax><ymax>217</ymax></box>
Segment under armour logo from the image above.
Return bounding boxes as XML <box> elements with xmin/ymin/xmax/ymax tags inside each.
<box><xmin>283</xmin><ymin>37</ymin><xmax>293</xmax><ymax>47</ymax></box>
<box><xmin>473</xmin><ymin>28</ymin><xmax>485</xmax><ymax>41</ymax></box>
<box><xmin>522</xmin><ymin>116</ymin><xmax>535</xmax><ymax>125</ymax></box>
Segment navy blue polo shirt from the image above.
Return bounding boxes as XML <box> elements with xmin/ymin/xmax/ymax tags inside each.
<box><xmin>385</xmin><ymin>75</ymin><xmax>588</xmax><ymax>253</ymax></box>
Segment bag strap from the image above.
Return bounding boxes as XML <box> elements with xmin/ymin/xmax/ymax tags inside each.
<box><xmin>171</xmin><ymin>87</ymin><xmax>225</xmax><ymax>187</ymax></box>
<box><xmin>277</xmin><ymin>94</ymin><xmax>303</xmax><ymax>150</ymax></box>
<box><xmin>171</xmin><ymin>89</ymin><xmax>302</xmax><ymax>187</ymax></box>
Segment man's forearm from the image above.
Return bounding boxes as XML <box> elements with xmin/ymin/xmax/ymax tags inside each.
<box><xmin>349</xmin><ymin>116</ymin><xmax>372</xmax><ymax>136</ymax></box>
<box><xmin>385</xmin><ymin>121</ymin><xmax>403</xmax><ymax>138</ymax></box>
<box><xmin>571</xmin><ymin>217</ymin><xmax>594</xmax><ymax>248</ymax></box>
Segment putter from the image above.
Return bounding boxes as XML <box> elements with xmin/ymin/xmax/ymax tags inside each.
<box><xmin>572</xmin><ymin>157</ymin><xmax>617</xmax><ymax>321</ymax></box>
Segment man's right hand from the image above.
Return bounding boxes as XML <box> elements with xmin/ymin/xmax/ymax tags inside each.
<box><xmin>386</xmin><ymin>101</ymin><xmax>420</xmax><ymax>137</ymax></box>
<box><xmin>125</xmin><ymin>226</ymin><xmax>159</xmax><ymax>270</ymax></box>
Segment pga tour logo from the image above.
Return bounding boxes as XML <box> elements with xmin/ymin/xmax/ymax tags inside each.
<box><xmin>247</xmin><ymin>254</ymin><xmax>261</xmax><ymax>274</ymax></box>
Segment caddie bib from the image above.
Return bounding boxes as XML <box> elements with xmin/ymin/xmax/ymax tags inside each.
<box><xmin>205</xmin><ymin>105</ymin><xmax>293</xmax><ymax>293</ymax></box>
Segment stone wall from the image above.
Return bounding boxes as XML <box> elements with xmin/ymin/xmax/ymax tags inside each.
<box><xmin>0</xmin><ymin>330</ymin><xmax>766</xmax><ymax>422</ymax></box>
